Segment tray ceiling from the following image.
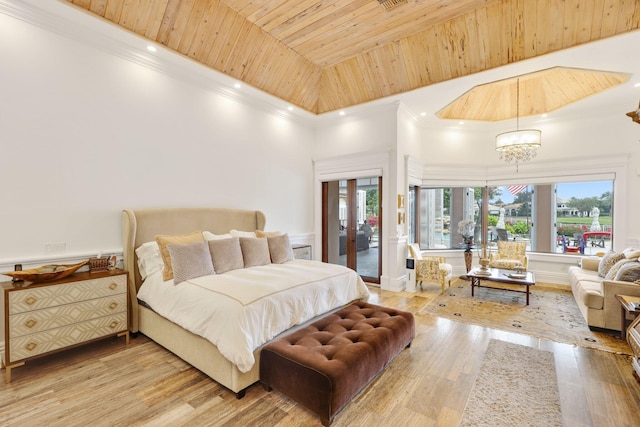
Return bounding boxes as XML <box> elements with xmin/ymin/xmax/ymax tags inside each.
<box><xmin>63</xmin><ymin>0</ymin><xmax>640</xmax><ymax>115</ymax></box>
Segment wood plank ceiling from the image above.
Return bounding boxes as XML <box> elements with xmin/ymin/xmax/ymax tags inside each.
<box><xmin>64</xmin><ymin>0</ymin><xmax>640</xmax><ymax>115</ymax></box>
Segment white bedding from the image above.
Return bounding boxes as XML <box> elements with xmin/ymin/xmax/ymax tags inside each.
<box><xmin>137</xmin><ymin>259</ymin><xmax>369</xmax><ymax>373</ymax></box>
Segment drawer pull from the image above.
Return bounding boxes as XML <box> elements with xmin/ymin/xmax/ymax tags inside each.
<box><xmin>25</xmin><ymin>319</ymin><xmax>37</xmax><ymax>329</ymax></box>
<box><xmin>25</xmin><ymin>341</ymin><xmax>38</xmax><ymax>352</ymax></box>
<box><xmin>25</xmin><ymin>296</ymin><xmax>37</xmax><ymax>305</ymax></box>
<box><xmin>108</xmin><ymin>283</ymin><xmax>118</xmax><ymax>291</ymax></box>
<box><xmin>109</xmin><ymin>301</ymin><xmax>119</xmax><ymax>310</ymax></box>
<box><xmin>109</xmin><ymin>321</ymin><xmax>119</xmax><ymax>330</ymax></box>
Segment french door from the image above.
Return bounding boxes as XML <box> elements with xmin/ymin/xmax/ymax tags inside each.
<box><xmin>322</xmin><ymin>177</ymin><xmax>382</xmax><ymax>284</ymax></box>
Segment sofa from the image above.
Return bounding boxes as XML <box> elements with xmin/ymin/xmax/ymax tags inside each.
<box><xmin>568</xmin><ymin>249</ymin><xmax>640</xmax><ymax>331</ymax></box>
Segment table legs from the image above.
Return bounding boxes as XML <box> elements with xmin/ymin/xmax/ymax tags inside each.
<box><xmin>621</xmin><ymin>304</ymin><xmax>627</xmax><ymax>340</ymax></box>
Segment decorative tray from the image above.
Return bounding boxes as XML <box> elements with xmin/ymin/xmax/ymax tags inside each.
<box><xmin>506</xmin><ymin>272</ymin><xmax>527</xmax><ymax>279</ymax></box>
<box><xmin>2</xmin><ymin>260</ymin><xmax>88</xmax><ymax>283</ymax></box>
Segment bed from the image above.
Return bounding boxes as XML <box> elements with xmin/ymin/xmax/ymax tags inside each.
<box><xmin>122</xmin><ymin>207</ymin><xmax>369</xmax><ymax>398</ymax></box>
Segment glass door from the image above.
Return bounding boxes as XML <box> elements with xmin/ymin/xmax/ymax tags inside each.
<box><xmin>322</xmin><ymin>177</ymin><xmax>381</xmax><ymax>283</ymax></box>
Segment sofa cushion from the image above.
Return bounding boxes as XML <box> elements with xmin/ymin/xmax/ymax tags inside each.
<box><xmin>571</xmin><ymin>279</ymin><xmax>604</xmax><ymax>310</ymax></box>
<box><xmin>598</xmin><ymin>251</ymin><xmax>625</xmax><ymax>278</ymax></box>
<box><xmin>568</xmin><ymin>265</ymin><xmax>600</xmax><ymax>284</ymax></box>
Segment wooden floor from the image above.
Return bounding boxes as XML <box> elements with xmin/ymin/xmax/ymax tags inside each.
<box><xmin>1</xmin><ymin>285</ymin><xmax>639</xmax><ymax>427</ymax></box>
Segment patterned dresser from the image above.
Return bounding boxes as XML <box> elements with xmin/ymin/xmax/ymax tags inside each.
<box><xmin>2</xmin><ymin>269</ymin><xmax>128</xmax><ymax>382</ymax></box>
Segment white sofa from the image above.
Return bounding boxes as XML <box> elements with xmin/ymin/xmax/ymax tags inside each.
<box><xmin>568</xmin><ymin>253</ymin><xmax>640</xmax><ymax>331</ymax></box>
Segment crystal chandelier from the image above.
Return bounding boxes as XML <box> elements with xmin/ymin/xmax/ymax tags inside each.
<box><xmin>495</xmin><ymin>78</ymin><xmax>541</xmax><ymax>168</ymax></box>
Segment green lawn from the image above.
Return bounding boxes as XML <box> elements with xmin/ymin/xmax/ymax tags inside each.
<box><xmin>557</xmin><ymin>215</ymin><xmax>612</xmax><ymax>226</ymax></box>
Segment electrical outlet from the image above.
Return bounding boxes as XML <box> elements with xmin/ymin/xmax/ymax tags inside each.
<box><xmin>45</xmin><ymin>242</ymin><xmax>67</xmax><ymax>253</ymax></box>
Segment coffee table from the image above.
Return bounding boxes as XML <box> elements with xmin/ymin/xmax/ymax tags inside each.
<box><xmin>467</xmin><ymin>267</ymin><xmax>535</xmax><ymax>305</ymax></box>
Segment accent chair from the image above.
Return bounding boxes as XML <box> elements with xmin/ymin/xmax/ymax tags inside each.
<box><xmin>488</xmin><ymin>240</ymin><xmax>528</xmax><ymax>270</ymax></box>
<box><xmin>408</xmin><ymin>243</ymin><xmax>452</xmax><ymax>294</ymax></box>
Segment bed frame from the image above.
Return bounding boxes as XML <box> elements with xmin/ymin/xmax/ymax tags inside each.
<box><xmin>122</xmin><ymin>207</ymin><xmax>267</xmax><ymax>398</ymax></box>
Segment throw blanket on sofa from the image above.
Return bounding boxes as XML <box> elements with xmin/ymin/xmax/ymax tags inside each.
<box><xmin>137</xmin><ymin>260</ymin><xmax>369</xmax><ymax>373</ymax></box>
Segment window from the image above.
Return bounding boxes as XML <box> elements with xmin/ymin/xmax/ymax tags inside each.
<box><xmin>413</xmin><ymin>180</ymin><xmax>613</xmax><ymax>255</ymax></box>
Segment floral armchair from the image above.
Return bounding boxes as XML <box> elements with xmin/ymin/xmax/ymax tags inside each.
<box><xmin>489</xmin><ymin>241</ymin><xmax>528</xmax><ymax>270</ymax></box>
<box><xmin>408</xmin><ymin>244</ymin><xmax>452</xmax><ymax>294</ymax></box>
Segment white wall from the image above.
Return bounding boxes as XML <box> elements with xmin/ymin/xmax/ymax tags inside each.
<box><xmin>0</xmin><ymin>12</ymin><xmax>315</xmax><ymax>266</ymax></box>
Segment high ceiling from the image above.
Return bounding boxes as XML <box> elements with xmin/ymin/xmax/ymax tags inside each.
<box><xmin>63</xmin><ymin>0</ymin><xmax>640</xmax><ymax>115</ymax></box>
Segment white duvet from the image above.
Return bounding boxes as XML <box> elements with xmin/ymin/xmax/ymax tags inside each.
<box><xmin>137</xmin><ymin>259</ymin><xmax>370</xmax><ymax>373</ymax></box>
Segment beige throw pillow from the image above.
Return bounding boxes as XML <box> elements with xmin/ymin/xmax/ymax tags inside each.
<box><xmin>615</xmin><ymin>262</ymin><xmax>640</xmax><ymax>282</ymax></box>
<box><xmin>168</xmin><ymin>241</ymin><xmax>214</xmax><ymax>285</ymax></box>
<box><xmin>156</xmin><ymin>231</ymin><xmax>204</xmax><ymax>281</ymax></box>
<box><xmin>240</xmin><ymin>237</ymin><xmax>271</xmax><ymax>267</ymax></box>
<box><xmin>256</xmin><ymin>230</ymin><xmax>282</xmax><ymax>238</ymax></box>
<box><xmin>598</xmin><ymin>250</ymin><xmax>625</xmax><ymax>278</ymax></box>
<box><xmin>208</xmin><ymin>237</ymin><xmax>244</xmax><ymax>274</ymax></box>
<box><xmin>268</xmin><ymin>234</ymin><xmax>294</xmax><ymax>264</ymax></box>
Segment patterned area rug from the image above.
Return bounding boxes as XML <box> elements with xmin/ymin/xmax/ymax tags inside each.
<box><xmin>459</xmin><ymin>339</ymin><xmax>562</xmax><ymax>427</ymax></box>
<box><xmin>418</xmin><ymin>280</ymin><xmax>631</xmax><ymax>355</ymax></box>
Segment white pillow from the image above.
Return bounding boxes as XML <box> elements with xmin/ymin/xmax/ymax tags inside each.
<box><xmin>230</xmin><ymin>229</ymin><xmax>257</xmax><ymax>238</ymax></box>
<box><xmin>135</xmin><ymin>241</ymin><xmax>164</xmax><ymax>280</ymax></box>
<box><xmin>203</xmin><ymin>231</ymin><xmax>233</xmax><ymax>241</ymax></box>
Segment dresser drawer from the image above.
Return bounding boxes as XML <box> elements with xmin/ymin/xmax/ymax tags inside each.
<box><xmin>8</xmin><ymin>312</ymin><xmax>127</xmax><ymax>362</ymax></box>
<box><xmin>9</xmin><ymin>275</ymin><xmax>126</xmax><ymax>314</ymax></box>
<box><xmin>9</xmin><ymin>293</ymin><xmax>127</xmax><ymax>338</ymax></box>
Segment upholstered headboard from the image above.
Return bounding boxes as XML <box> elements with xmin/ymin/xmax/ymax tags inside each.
<box><xmin>122</xmin><ymin>207</ymin><xmax>266</xmax><ymax>332</ymax></box>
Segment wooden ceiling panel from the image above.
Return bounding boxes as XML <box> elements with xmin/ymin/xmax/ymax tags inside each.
<box><xmin>435</xmin><ymin>67</ymin><xmax>630</xmax><ymax>121</ymax></box>
<box><xmin>64</xmin><ymin>0</ymin><xmax>640</xmax><ymax>114</ymax></box>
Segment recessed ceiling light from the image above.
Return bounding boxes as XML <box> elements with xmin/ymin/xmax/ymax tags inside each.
<box><xmin>541</xmin><ymin>113</ymin><xmax>548</xmax><ymax>118</ymax></box>
<box><xmin>420</xmin><ymin>112</ymin><xmax>427</xmax><ymax>117</ymax></box>
<box><xmin>287</xmin><ymin>106</ymin><xmax>294</xmax><ymax>111</ymax></box>
<box><xmin>635</xmin><ymin>82</ymin><xmax>640</xmax><ymax>88</ymax></box>
<box><xmin>339</xmin><ymin>111</ymin><xmax>346</xmax><ymax>116</ymax></box>
<box><xmin>146</xmin><ymin>45</ymin><xmax>157</xmax><ymax>52</ymax></box>
<box><xmin>234</xmin><ymin>83</ymin><xmax>241</xmax><ymax>89</ymax></box>
<box><xmin>458</xmin><ymin>121</ymin><xmax>464</xmax><ymax>125</ymax></box>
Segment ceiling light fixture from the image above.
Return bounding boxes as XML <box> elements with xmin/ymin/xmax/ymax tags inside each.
<box><xmin>495</xmin><ymin>78</ymin><xmax>541</xmax><ymax>171</ymax></box>
<box><xmin>146</xmin><ymin>45</ymin><xmax>157</xmax><ymax>52</ymax></box>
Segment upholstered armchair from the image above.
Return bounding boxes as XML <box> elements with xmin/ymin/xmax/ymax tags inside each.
<box><xmin>488</xmin><ymin>241</ymin><xmax>528</xmax><ymax>270</ymax></box>
<box><xmin>408</xmin><ymin>244</ymin><xmax>453</xmax><ymax>294</ymax></box>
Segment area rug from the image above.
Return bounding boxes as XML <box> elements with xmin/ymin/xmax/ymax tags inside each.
<box><xmin>459</xmin><ymin>339</ymin><xmax>562</xmax><ymax>427</ymax></box>
<box><xmin>418</xmin><ymin>280</ymin><xmax>631</xmax><ymax>355</ymax></box>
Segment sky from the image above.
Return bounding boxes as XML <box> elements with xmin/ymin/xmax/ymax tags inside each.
<box><xmin>493</xmin><ymin>181</ymin><xmax>613</xmax><ymax>204</ymax></box>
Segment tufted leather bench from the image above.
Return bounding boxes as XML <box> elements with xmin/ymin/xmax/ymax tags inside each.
<box><xmin>260</xmin><ymin>301</ymin><xmax>415</xmax><ymax>426</ymax></box>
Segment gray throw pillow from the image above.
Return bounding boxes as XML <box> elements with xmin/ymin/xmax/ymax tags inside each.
<box><xmin>614</xmin><ymin>262</ymin><xmax>640</xmax><ymax>282</ymax></box>
<box><xmin>268</xmin><ymin>234</ymin><xmax>295</xmax><ymax>264</ymax></box>
<box><xmin>240</xmin><ymin>237</ymin><xmax>271</xmax><ymax>267</ymax></box>
<box><xmin>167</xmin><ymin>241</ymin><xmax>214</xmax><ymax>285</ymax></box>
<box><xmin>208</xmin><ymin>237</ymin><xmax>244</xmax><ymax>274</ymax></box>
<box><xmin>598</xmin><ymin>251</ymin><xmax>624</xmax><ymax>278</ymax></box>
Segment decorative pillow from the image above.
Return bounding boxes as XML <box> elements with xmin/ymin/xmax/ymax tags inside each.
<box><xmin>135</xmin><ymin>241</ymin><xmax>163</xmax><ymax>280</ymax></box>
<box><xmin>230</xmin><ymin>229</ymin><xmax>257</xmax><ymax>238</ymax></box>
<box><xmin>168</xmin><ymin>241</ymin><xmax>214</xmax><ymax>285</ymax></box>
<box><xmin>208</xmin><ymin>237</ymin><xmax>244</xmax><ymax>274</ymax></box>
<box><xmin>203</xmin><ymin>231</ymin><xmax>233</xmax><ymax>241</ymax></box>
<box><xmin>623</xmin><ymin>248</ymin><xmax>640</xmax><ymax>259</ymax></box>
<box><xmin>240</xmin><ymin>237</ymin><xmax>271</xmax><ymax>267</ymax></box>
<box><xmin>615</xmin><ymin>262</ymin><xmax>640</xmax><ymax>282</ymax></box>
<box><xmin>268</xmin><ymin>234</ymin><xmax>294</xmax><ymax>264</ymax></box>
<box><xmin>156</xmin><ymin>231</ymin><xmax>204</xmax><ymax>281</ymax></box>
<box><xmin>605</xmin><ymin>258</ymin><xmax>635</xmax><ymax>280</ymax></box>
<box><xmin>256</xmin><ymin>230</ymin><xmax>282</xmax><ymax>238</ymax></box>
<box><xmin>597</xmin><ymin>251</ymin><xmax>625</xmax><ymax>278</ymax></box>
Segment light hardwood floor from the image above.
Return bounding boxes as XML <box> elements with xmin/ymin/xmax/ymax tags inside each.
<box><xmin>1</xmin><ymin>285</ymin><xmax>639</xmax><ymax>427</ymax></box>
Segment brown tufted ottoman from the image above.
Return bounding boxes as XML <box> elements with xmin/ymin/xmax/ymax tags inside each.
<box><xmin>260</xmin><ymin>301</ymin><xmax>415</xmax><ymax>426</ymax></box>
